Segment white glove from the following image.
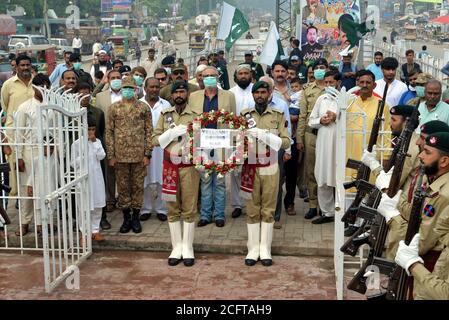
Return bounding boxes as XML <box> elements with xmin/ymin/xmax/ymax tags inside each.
<box><xmin>395</xmin><ymin>234</ymin><xmax>424</xmax><ymax>276</ymax></box>
<box><xmin>248</xmin><ymin>128</ymin><xmax>282</xmax><ymax>151</ymax></box>
<box><xmin>375</xmin><ymin>167</ymin><xmax>394</xmax><ymax>191</ymax></box>
<box><xmin>377</xmin><ymin>190</ymin><xmax>402</xmax><ymax>223</ymax></box>
<box><xmin>158</xmin><ymin>125</ymin><xmax>187</xmax><ymax>149</ymax></box>
<box><xmin>361</xmin><ymin>147</ymin><xmax>381</xmax><ymax>171</ymax></box>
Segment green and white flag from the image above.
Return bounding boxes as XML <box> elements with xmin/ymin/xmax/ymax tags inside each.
<box><xmin>217</xmin><ymin>2</ymin><xmax>249</xmax><ymax>52</ymax></box>
<box><xmin>259</xmin><ymin>21</ymin><xmax>285</xmax><ymax>66</ymax></box>
<box><xmin>338</xmin><ymin>15</ymin><xmax>373</xmax><ymax>56</ymax></box>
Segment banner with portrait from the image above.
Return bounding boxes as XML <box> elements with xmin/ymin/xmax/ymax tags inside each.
<box><xmin>297</xmin><ymin>0</ymin><xmax>361</xmax><ymax>67</ymax></box>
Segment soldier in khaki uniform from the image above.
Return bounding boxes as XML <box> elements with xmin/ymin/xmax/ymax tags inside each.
<box><xmin>395</xmin><ymin>203</ymin><xmax>449</xmax><ymax>300</ymax></box>
<box><xmin>296</xmin><ymin>58</ymin><xmax>328</xmax><ymax>219</ymax></box>
<box><xmin>407</xmin><ymin>73</ymin><xmax>433</xmax><ymax>107</ymax></box>
<box><xmin>240</xmin><ymin>81</ymin><xmax>290</xmax><ymax>267</ymax></box>
<box><xmin>106</xmin><ymin>77</ymin><xmax>152</xmax><ymax>234</ymax></box>
<box><xmin>378</xmin><ymin>131</ymin><xmax>449</xmax><ymax>282</ymax></box>
<box><xmin>152</xmin><ymin>81</ymin><xmax>202</xmax><ymax>267</ymax></box>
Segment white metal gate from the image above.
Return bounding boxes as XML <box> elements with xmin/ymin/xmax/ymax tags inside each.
<box><xmin>0</xmin><ymin>86</ymin><xmax>91</xmax><ymax>293</ymax></box>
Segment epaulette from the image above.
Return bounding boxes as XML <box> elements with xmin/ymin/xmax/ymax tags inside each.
<box><xmin>272</xmin><ymin>108</ymin><xmax>284</xmax><ymax>114</ymax></box>
<box><xmin>161</xmin><ymin>107</ymin><xmax>175</xmax><ymax>114</ymax></box>
<box><xmin>303</xmin><ymin>82</ymin><xmax>312</xmax><ymax>90</ymax></box>
<box><xmin>240</xmin><ymin>108</ymin><xmax>254</xmax><ymax>115</ymax></box>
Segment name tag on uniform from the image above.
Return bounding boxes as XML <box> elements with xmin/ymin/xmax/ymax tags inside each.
<box><xmin>200</xmin><ymin>129</ymin><xmax>231</xmax><ymax>149</ymax></box>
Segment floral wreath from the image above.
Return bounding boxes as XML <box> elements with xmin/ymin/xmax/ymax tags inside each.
<box><xmin>183</xmin><ymin>110</ymin><xmax>249</xmax><ymax>177</ymax></box>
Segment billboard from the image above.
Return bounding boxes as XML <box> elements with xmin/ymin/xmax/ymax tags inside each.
<box><xmin>112</xmin><ymin>0</ymin><xmax>133</xmax><ymax>12</ymax></box>
<box><xmin>297</xmin><ymin>0</ymin><xmax>362</xmax><ymax>67</ymax></box>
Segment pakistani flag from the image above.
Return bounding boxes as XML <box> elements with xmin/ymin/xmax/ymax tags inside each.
<box><xmin>338</xmin><ymin>15</ymin><xmax>372</xmax><ymax>56</ymax></box>
<box><xmin>259</xmin><ymin>21</ymin><xmax>285</xmax><ymax>66</ymax></box>
<box><xmin>217</xmin><ymin>2</ymin><xmax>249</xmax><ymax>52</ymax></box>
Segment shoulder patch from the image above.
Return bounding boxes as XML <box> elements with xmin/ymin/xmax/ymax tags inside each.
<box><xmin>161</xmin><ymin>107</ymin><xmax>175</xmax><ymax>114</ymax></box>
<box><xmin>424</xmin><ymin>204</ymin><xmax>435</xmax><ymax>218</ymax></box>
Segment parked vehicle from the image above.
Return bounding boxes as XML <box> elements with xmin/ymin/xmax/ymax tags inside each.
<box><xmin>8</xmin><ymin>34</ymin><xmax>49</xmax><ymax>51</ymax></box>
<box><xmin>14</xmin><ymin>45</ymin><xmax>56</xmax><ymax>75</ymax></box>
<box><xmin>107</xmin><ymin>36</ymin><xmax>129</xmax><ymax>60</ymax></box>
<box><xmin>50</xmin><ymin>38</ymin><xmax>72</xmax><ymax>58</ymax></box>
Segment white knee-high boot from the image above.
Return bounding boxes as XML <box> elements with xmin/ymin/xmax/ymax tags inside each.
<box><xmin>182</xmin><ymin>221</ymin><xmax>195</xmax><ymax>262</ymax></box>
<box><xmin>260</xmin><ymin>222</ymin><xmax>274</xmax><ymax>265</ymax></box>
<box><xmin>168</xmin><ymin>221</ymin><xmax>183</xmax><ymax>259</ymax></box>
<box><xmin>245</xmin><ymin>223</ymin><xmax>260</xmax><ymax>263</ymax></box>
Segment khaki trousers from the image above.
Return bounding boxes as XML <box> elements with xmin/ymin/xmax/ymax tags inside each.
<box><xmin>304</xmin><ymin>132</ymin><xmax>318</xmax><ymax>208</ymax></box>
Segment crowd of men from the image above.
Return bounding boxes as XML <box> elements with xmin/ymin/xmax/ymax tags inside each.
<box><xmin>1</xmin><ymin>41</ymin><xmax>449</xmax><ymax>299</ymax></box>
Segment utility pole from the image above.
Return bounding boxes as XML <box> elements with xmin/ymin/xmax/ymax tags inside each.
<box><xmin>44</xmin><ymin>0</ymin><xmax>51</xmax><ymax>39</ymax></box>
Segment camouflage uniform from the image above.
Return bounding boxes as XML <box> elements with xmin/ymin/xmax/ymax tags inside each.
<box><xmin>106</xmin><ymin>99</ymin><xmax>152</xmax><ymax>210</ymax></box>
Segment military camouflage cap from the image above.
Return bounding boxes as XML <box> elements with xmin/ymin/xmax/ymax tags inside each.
<box><xmin>415</xmin><ymin>73</ymin><xmax>433</xmax><ymax>85</ymax></box>
<box><xmin>122</xmin><ymin>76</ymin><xmax>137</xmax><ymax>88</ymax></box>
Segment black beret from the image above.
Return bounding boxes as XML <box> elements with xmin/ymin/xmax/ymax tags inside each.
<box><xmin>426</xmin><ymin>132</ymin><xmax>449</xmax><ymax>153</ymax></box>
<box><xmin>69</xmin><ymin>53</ymin><xmax>81</xmax><ymax>62</ymax></box>
<box><xmin>252</xmin><ymin>81</ymin><xmax>270</xmax><ymax>93</ymax></box>
<box><xmin>161</xmin><ymin>55</ymin><xmax>175</xmax><ymax>66</ymax></box>
<box><xmin>313</xmin><ymin>58</ymin><xmax>329</xmax><ymax>69</ymax></box>
<box><xmin>421</xmin><ymin>121</ymin><xmax>449</xmax><ymax>135</ymax></box>
<box><xmin>390</xmin><ymin>105</ymin><xmax>415</xmax><ymax>118</ymax></box>
<box><xmin>119</xmin><ymin>65</ymin><xmax>131</xmax><ymax>73</ymax></box>
<box><xmin>171</xmin><ymin>80</ymin><xmax>189</xmax><ymax>93</ymax></box>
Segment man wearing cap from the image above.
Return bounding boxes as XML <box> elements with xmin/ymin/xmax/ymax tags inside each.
<box><xmin>229</xmin><ymin>64</ymin><xmax>256</xmax><ymax>218</ymax></box>
<box><xmin>189</xmin><ymin>66</ymin><xmax>236</xmax><ymax>228</ymax></box>
<box><xmin>402</xmin><ymin>73</ymin><xmax>432</xmax><ymax>107</ymax></box>
<box><xmin>378</xmin><ymin>130</ymin><xmax>449</xmax><ymax>299</ymax></box>
<box><xmin>119</xmin><ymin>65</ymin><xmax>132</xmax><ymax>77</ymax></box>
<box><xmin>209</xmin><ymin>51</ymin><xmax>230</xmax><ymax>90</ymax></box>
<box><xmin>90</xmin><ymin>50</ymin><xmax>112</xmax><ymax>81</ymax></box>
<box><xmin>161</xmin><ymin>55</ymin><xmax>176</xmax><ymax>75</ymax></box>
<box><xmin>159</xmin><ymin>63</ymin><xmax>199</xmax><ymax>105</ymax></box>
<box><xmin>106</xmin><ymin>76</ymin><xmax>152</xmax><ymax>235</ymax></box>
<box><xmin>244</xmin><ymin>51</ymin><xmax>264</xmax><ymax>81</ymax></box>
<box><xmin>297</xmin><ymin>58</ymin><xmax>328</xmax><ymax>220</ymax></box>
<box><xmin>290</xmin><ymin>56</ymin><xmax>307</xmax><ymax>81</ymax></box>
<box><xmin>417</xmin><ymin>80</ymin><xmax>449</xmax><ymax>132</ymax></box>
<box><xmin>240</xmin><ymin>81</ymin><xmax>291</xmax><ymax>267</ymax></box>
<box><xmin>142</xmin><ymin>48</ymin><xmax>160</xmax><ymax>78</ymax></box>
<box><xmin>152</xmin><ymin>80</ymin><xmax>202</xmax><ymax>267</ymax></box>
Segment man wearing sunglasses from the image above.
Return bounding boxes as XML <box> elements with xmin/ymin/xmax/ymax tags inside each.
<box><xmin>159</xmin><ymin>63</ymin><xmax>199</xmax><ymax>105</ymax></box>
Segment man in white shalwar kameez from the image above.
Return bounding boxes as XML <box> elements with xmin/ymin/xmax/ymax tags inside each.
<box><xmin>307</xmin><ymin>70</ymin><xmax>341</xmax><ymax>224</ymax></box>
<box><xmin>139</xmin><ymin>77</ymin><xmax>171</xmax><ymax>221</ymax></box>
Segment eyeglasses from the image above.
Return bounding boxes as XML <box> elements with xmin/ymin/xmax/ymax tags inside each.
<box><xmin>173</xmin><ymin>70</ymin><xmax>185</xmax><ymax>76</ymax></box>
<box><xmin>156</xmin><ymin>77</ymin><xmax>166</xmax><ymax>81</ymax></box>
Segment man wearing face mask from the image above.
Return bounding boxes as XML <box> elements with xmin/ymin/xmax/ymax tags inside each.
<box><xmin>240</xmin><ymin>81</ymin><xmax>291</xmax><ymax>267</ymax></box>
<box><xmin>96</xmin><ymin>70</ymin><xmax>122</xmax><ymax>223</ymax></box>
<box><xmin>159</xmin><ymin>63</ymin><xmax>199</xmax><ymax>105</ymax></box>
<box><xmin>49</xmin><ymin>51</ymin><xmax>72</xmax><ymax>88</ymax></box>
<box><xmin>152</xmin><ymin>81</ymin><xmax>202</xmax><ymax>267</ymax></box>
<box><xmin>398</xmin><ymin>70</ymin><xmax>419</xmax><ymax>106</ymax></box>
<box><xmin>130</xmin><ymin>66</ymin><xmax>147</xmax><ymax>99</ymax></box>
<box><xmin>416</xmin><ymin>80</ymin><xmax>449</xmax><ymax>132</ymax></box>
<box><xmin>229</xmin><ymin>64</ymin><xmax>255</xmax><ymax>218</ymax></box>
<box><xmin>189</xmin><ymin>66</ymin><xmax>236</xmax><ymax>228</ymax></box>
<box><xmin>209</xmin><ymin>51</ymin><xmax>230</xmax><ymax>90</ymax></box>
<box><xmin>90</xmin><ymin>50</ymin><xmax>112</xmax><ymax>81</ymax></box>
<box><xmin>69</xmin><ymin>53</ymin><xmax>94</xmax><ymax>90</ymax></box>
<box><xmin>296</xmin><ymin>58</ymin><xmax>328</xmax><ymax>220</ymax></box>
<box><xmin>106</xmin><ymin>76</ymin><xmax>152</xmax><ymax>235</ymax></box>
<box><xmin>406</xmin><ymin>73</ymin><xmax>433</xmax><ymax>107</ymax></box>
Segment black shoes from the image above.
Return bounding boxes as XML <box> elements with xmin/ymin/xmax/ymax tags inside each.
<box><xmin>245</xmin><ymin>259</ymin><xmax>257</xmax><ymax>266</ymax></box>
<box><xmin>100</xmin><ymin>218</ymin><xmax>112</xmax><ymax>230</ymax></box>
<box><xmin>140</xmin><ymin>213</ymin><xmax>151</xmax><ymax>221</ymax></box>
<box><xmin>157</xmin><ymin>213</ymin><xmax>167</xmax><ymax>221</ymax></box>
<box><xmin>215</xmin><ymin>220</ymin><xmax>225</xmax><ymax>227</ymax></box>
<box><xmin>305</xmin><ymin>208</ymin><xmax>318</xmax><ymax>220</ymax></box>
<box><xmin>261</xmin><ymin>259</ymin><xmax>273</xmax><ymax>267</ymax></box>
<box><xmin>231</xmin><ymin>208</ymin><xmax>242</xmax><ymax>218</ymax></box>
<box><xmin>183</xmin><ymin>258</ymin><xmax>195</xmax><ymax>267</ymax></box>
<box><xmin>168</xmin><ymin>258</ymin><xmax>180</xmax><ymax>266</ymax></box>
<box><xmin>312</xmin><ymin>216</ymin><xmax>334</xmax><ymax>224</ymax></box>
<box><xmin>119</xmin><ymin>209</ymin><xmax>132</xmax><ymax>233</ymax></box>
<box><xmin>197</xmin><ymin>219</ymin><xmax>209</xmax><ymax>227</ymax></box>
<box><xmin>131</xmin><ymin>209</ymin><xmax>142</xmax><ymax>233</ymax></box>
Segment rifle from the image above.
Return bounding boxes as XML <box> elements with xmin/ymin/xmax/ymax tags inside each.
<box><xmin>0</xmin><ymin>162</ymin><xmax>11</xmax><ymax>226</ymax></box>
<box><xmin>371</xmin><ymin>165</ymin><xmax>427</xmax><ymax>300</ymax></box>
<box><xmin>341</xmin><ymin>82</ymin><xmax>389</xmax><ymax>224</ymax></box>
<box><xmin>346</xmin><ymin>106</ymin><xmax>420</xmax><ymax>294</ymax></box>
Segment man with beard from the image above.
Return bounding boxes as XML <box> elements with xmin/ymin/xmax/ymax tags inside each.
<box><xmin>301</xmin><ymin>26</ymin><xmax>324</xmax><ymax>67</ymax></box>
<box><xmin>240</xmin><ymin>81</ymin><xmax>290</xmax><ymax>267</ymax></box>
<box><xmin>417</xmin><ymin>80</ymin><xmax>449</xmax><ymax>131</ymax></box>
<box><xmin>374</xmin><ymin>57</ymin><xmax>408</xmax><ymax>109</ymax></box>
<box><xmin>377</xmin><ymin>130</ymin><xmax>449</xmax><ymax>299</ymax></box>
<box><xmin>152</xmin><ymin>81</ymin><xmax>202</xmax><ymax>267</ymax></box>
<box><xmin>159</xmin><ymin>63</ymin><xmax>199</xmax><ymax>104</ymax></box>
<box><xmin>366</xmin><ymin>51</ymin><xmax>384</xmax><ymax>81</ymax></box>
<box><xmin>139</xmin><ymin>78</ymin><xmax>171</xmax><ymax>222</ymax></box>
<box><xmin>229</xmin><ymin>64</ymin><xmax>255</xmax><ymax>218</ymax></box>
<box><xmin>272</xmin><ymin>60</ymin><xmax>292</xmax><ymax>104</ymax></box>
<box><xmin>243</xmin><ymin>51</ymin><xmax>264</xmax><ymax>81</ymax></box>
<box><xmin>1</xmin><ymin>55</ymin><xmax>35</xmax><ymax>197</ymax></box>
<box><xmin>90</xmin><ymin>50</ymin><xmax>112</xmax><ymax>81</ymax></box>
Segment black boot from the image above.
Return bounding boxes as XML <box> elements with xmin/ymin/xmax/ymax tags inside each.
<box><xmin>131</xmin><ymin>209</ymin><xmax>142</xmax><ymax>234</ymax></box>
<box><xmin>119</xmin><ymin>209</ymin><xmax>132</xmax><ymax>233</ymax></box>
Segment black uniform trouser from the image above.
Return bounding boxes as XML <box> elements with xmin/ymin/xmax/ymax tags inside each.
<box><xmin>284</xmin><ymin>138</ymin><xmax>299</xmax><ymax>208</ymax></box>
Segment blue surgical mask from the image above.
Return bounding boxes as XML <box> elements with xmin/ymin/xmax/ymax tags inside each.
<box><xmin>73</xmin><ymin>62</ymin><xmax>82</xmax><ymax>70</ymax></box>
<box><xmin>314</xmin><ymin>69</ymin><xmax>326</xmax><ymax>81</ymax></box>
<box><xmin>204</xmin><ymin>76</ymin><xmax>217</xmax><ymax>88</ymax></box>
<box><xmin>133</xmin><ymin>75</ymin><xmax>144</xmax><ymax>86</ymax></box>
<box><xmin>110</xmin><ymin>79</ymin><xmax>122</xmax><ymax>91</ymax></box>
<box><xmin>121</xmin><ymin>88</ymin><xmax>135</xmax><ymax>99</ymax></box>
<box><xmin>416</xmin><ymin>85</ymin><xmax>425</xmax><ymax>98</ymax></box>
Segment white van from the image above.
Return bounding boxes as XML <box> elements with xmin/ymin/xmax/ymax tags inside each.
<box><xmin>8</xmin><ymin>35</ymin><xmax>49</xmax><ymax>51</ymax></box>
